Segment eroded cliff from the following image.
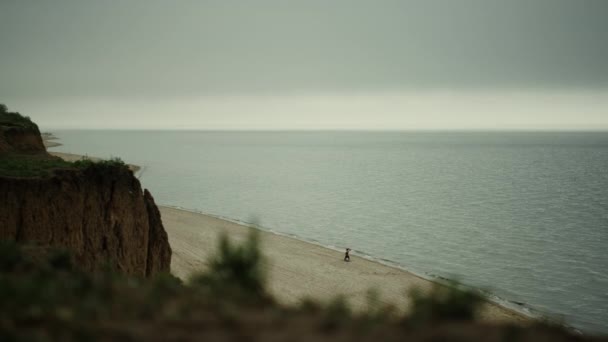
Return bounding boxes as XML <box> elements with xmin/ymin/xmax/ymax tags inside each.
<box><xmin>0</xmin><ymin>125</ymin><xmax>46</xmax><ymax>154</ymax></box>
<box><xmin>0</xmin><ymin>165</ymin><xmax>171</xmax><ymax>276</ymax></box>
<box><xmin>0</xmin><ymin>105</ymin><xmax>171</xmax><ymax>276</ymax></box>
<box><xmin>0</xmin><ymin>106</ymin><xmax>46</xmax><ymax>154</ymax></box>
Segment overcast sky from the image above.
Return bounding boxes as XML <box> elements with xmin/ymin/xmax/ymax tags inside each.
<box><xmin>1</xmin><ymin>0</ymin><xmax>607</xmax><ymax>130</ymax></box>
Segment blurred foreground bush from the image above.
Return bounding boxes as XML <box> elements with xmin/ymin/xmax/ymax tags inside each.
<box><xmin>0</xmin><ymin>236</ymin><xmax>591</xmax><ymax>342</ymax></box>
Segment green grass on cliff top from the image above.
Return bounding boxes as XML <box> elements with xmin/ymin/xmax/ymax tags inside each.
<box><xmin>0</xmin><ymin>155</ymin><xmax>73</xmax><ymax>177</ymax></box>
<box><xmin>0</xmin><ymin>155</ymin><xmax>128</xmax><ymax>178</ymax></box>
<box><xmin>0</xmin><ymin>104</ymin><xmax>38</xmax><ymax>130</ymax></box>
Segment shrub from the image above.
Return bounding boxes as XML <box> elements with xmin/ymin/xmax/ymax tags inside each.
<box><xmin>73</xmin><ymin>156</ymin><xmax>128</xmax><ymax>172</ymax></box>
<box><xmin>320</xmin><ymin>295</ymin><xmax>352</xmax><ymax>331</ymax></box>
<box><xmin>190</xmin><ymin>230</ymin><xmax>269</xmax><ymax>302</ymax></box>
<box><xmin>361</xmin><ymin>288</ymin><xmax>397</xmax><ymax>325</ymax></box>
<box><xmin>406</xmin><ymin>279</ymin><xmax>483</xmax><ymax>326</ymax></box>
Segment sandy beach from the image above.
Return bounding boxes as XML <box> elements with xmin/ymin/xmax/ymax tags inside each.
<box><xmin>161</xmin><ymin>206</ymin><xmax>528</xmax><ymax>323</ymax></box>
<box><xmin>45</xmin><ymin>137</ymin><xmax>528</xmax><ymax>324</ymax></box>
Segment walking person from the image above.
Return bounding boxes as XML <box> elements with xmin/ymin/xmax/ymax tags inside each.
<box><xmin>344</xmin><ymin>248</ymin><xmax>351</xmax><ymax>262</ymax></box>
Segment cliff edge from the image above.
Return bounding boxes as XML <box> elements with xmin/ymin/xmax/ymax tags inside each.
<box><xmin>0</xmin><ymin>104</ymin><xmax>171</xmax><ymax>276</ymax></box>
<box><xmin>0</xmin><ymin>105</ymin><xmax>46</xmax><ymax>154</ymax></box>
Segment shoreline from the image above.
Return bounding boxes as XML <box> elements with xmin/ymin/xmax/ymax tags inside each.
<box><xmin>44</xmin><ymin>134</ymin><xmax>532</xmax><ymax>324</ymax></box>
<box><xmin>159</xmin><ymin>204</ymin><xmax>532</xmax><ymax>324</ymax></box>
<box><xmin>162</xmin><ymin>204</ymin><xmax>538</xmax><ymax>319</ymax></box>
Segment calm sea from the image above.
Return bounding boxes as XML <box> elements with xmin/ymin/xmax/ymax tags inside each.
<box><xmin>50</xmin><ymin>130</ymin><xmax>608</xmax><ymax>334</ymax></box>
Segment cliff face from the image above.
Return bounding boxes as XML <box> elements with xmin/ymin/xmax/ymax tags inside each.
<box><xmin>143</xmin><ymin>189</ymin><xmax>172</xmax><ymax>276</ymax></box>
<box><xmin>0</xmin><ymin>166</ymin><xmax>172</xmax><ymax>276</ymax></box>
<box><xmin>0</xmin><ymin>124</ymin><xmax>46</xmax><ymax>154</ymax></box>
<box><xmin>1</xmin><ymin>108</ymin><xmax>171</xmax><ymax>276</ymax></box>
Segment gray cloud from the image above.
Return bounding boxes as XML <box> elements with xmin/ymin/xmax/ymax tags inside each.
<box><xmin>1</xmin><ymin>0</ymin><xmax>607</xmax><ymax>98</ymax></box>
<box><xmin>1</xmin><ymin>1</ymin><xmax>607</xmax><ymax>130</ymax></box>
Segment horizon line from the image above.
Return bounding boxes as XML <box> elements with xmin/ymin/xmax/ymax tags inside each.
<box><xmin>43</xmin><ymin>128</ymin><xmax>608</xmax><ymax>133</ymax></box>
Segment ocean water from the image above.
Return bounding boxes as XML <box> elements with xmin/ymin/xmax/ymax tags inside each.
<box><xmin>51</xmin><ymin>130</ymin><xmax>608</xmax><ymax>334</ymax></box>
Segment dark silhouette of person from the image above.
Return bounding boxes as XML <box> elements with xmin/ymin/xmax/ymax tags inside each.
<box><xmin>344</xmin><ymin>248</ymin><xmax>351</xmax><ymax>262</ymax></box>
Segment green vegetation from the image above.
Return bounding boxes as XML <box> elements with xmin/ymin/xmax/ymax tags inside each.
<box><xmin>407</xmin><ymin>280</ymin><xmax>484</xmax><ymax>326</ymax></box>
<box><xmin>0</xmin><ymin>155</ymin><xmax>74</xmax><ymax>177</ymax></box>
<box><xmin>0</xmin><ymin>237</ymin><xmax>280</xmax><ymax>340</ymax></box>
<box><xmin>0</xmin><ymin>234</ymin><xmax>482</xmax><ymax>336</ymax></box>
<box><xmin>0</xmin><ymin>232</ymin><xmax>586</xmax><ymax>341</ymax></box>
<box><xmin>0</xmin><ymin>103</ymin><xmax>37</xmax><ymax>130</ymax></box>
<box><xmin>190</xmin><ymin>231</ymin><xmax>269</xmax><ymax>302</ymax></box>
<box><xmin>0</xmin><ymin>240</ymin><xmax>178</xmax><ymax>340</ymax></box>
<box><xmin>0</xmin><ymin>155</ymin><xmax>128</xmax><ymax>178</ymax></box>
<box><xmin>72</xmin><ymin>156</ymin><xmax>128</xmax><ymax>172</ymax></box>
